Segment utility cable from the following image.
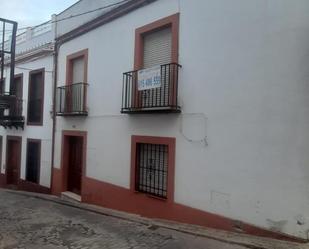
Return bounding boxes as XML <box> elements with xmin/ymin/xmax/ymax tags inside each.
<box><xmin>1</xmin><ymin>0</ymin><xmax>130</xmax><ymax>33</ymax></box>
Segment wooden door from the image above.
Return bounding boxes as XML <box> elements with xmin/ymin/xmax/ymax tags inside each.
<box><xmin>67</xmin><ymin>136</ymin><xmax>83</xmax><ymax>195</ymax></box>
<box><xmin>6</xmin><ymin>137</ymin><xmax>21</xmax><ymax>185</ymax></box>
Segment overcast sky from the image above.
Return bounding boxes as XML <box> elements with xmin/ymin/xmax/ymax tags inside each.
<box><xmin>0</xmin><ymin>0</ymin><xmax>78</xmax><ymax>29</ymax></box>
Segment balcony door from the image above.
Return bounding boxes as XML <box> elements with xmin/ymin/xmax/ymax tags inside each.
<box><xmin>141</xmin><ymin>27</ymin><xmax>172</xmax><ymax>108</ymax></box>
<box><xmin>71</xmin><ymin>57</ymin><xmax>85</xmax><ymax>84</ymax></box>
<box><xmin>27</xmin><ymin>69</ymin><xmax>44</xmax><ymax>125</ymax></box>
<box><xmin>10</xmin><ymin>75</ymin><xmax>23</xmax><ymax>116</ymax></box>
<box><xmin>11</xmin><ymin>75</ymin><xmax>23</xmax><ymax>99</ymax></box>
<box><xmin>0</xmin><ymin>79</ymin><xmax>5</xmax><ymax>117</ymax></box>
<box><xmin>0</xmin><ymin>78</ymin><xmax>5</xmax><ymax>94</ymax></box>
<box><xmin>66</xmin><ymin>49</ymin><xmax>88</xmax><ymax>113</ymax></box>
<box><xmin>143</xmin><ymin>27</ymin><xmax>172</xmax><ymax>68</ymax></box>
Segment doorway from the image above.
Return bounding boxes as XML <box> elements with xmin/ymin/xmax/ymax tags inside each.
<box><xmin>67</xmin><ymin>136</ymin><xmax>83</xmax><ymax>194</ymax></box>
<box><xmin>62</xmin><ymin>131</ymin><xmax>86</xmax><ymax>196</ymax></box>
<box><xmin>6</xmin><ymin>136</ymin><xmax>21</xmax><ymax>186</ymax></box>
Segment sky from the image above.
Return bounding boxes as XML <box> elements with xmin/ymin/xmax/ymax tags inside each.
<box><xmin>0</xmin><ymin>0</ymin><xmax>79</xmax><ymax>29</ymax></box>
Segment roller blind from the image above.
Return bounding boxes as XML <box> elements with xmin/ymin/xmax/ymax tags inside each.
<box><xmin>143</xmin><ymin>27</ymin><xmax>172</xmax><ymax>68</ymax></box>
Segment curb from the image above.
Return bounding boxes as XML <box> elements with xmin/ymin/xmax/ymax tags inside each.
<box><xmin>2</xmin><ymin>189</ymin><xmax>306</xmax><ymax>249</ymax></box>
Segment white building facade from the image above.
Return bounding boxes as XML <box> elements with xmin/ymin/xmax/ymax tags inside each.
<box><xmin>51</xmin><ymin>0</ymin><xmax>309</xmax><ymax>241</ymax></box>
<box><xmin>0</xmin><ymin>0</ymin><xmax>308</xmax><ymax>242</ymax></box>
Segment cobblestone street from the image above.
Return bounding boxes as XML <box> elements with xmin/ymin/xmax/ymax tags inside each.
<box><xmin>0</xmin><ymin>190</ymin><xmax>251</xmax><ymax>249</ymax></box>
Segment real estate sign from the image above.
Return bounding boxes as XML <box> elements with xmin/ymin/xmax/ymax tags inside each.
<box><xmin>138</xmin><ymin>66</ymin><xmax>161</xmax><ymax>91</ymax></box>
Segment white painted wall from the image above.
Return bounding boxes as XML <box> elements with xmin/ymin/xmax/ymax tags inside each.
<box><xmin>54</xmin><ymin>0</ymin><xmax>309</xmax><ymax>239</ymax></box>
<box><xmin>0</xmin><ymin>55</ymin><xmax>54</xmax><ymax>188</ymax></box>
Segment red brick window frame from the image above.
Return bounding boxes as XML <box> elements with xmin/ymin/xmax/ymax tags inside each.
<box><xmin>134</xmin><ymin>13</ymin><xmax>180</xmax><ymax>70</ymax></box>
<box><xmin>131</xmin><ymin>135</ymin><xmax>176</xmax><ymax>202</ymax></box>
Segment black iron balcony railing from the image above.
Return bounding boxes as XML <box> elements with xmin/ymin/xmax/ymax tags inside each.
<box><xmin>121</xmin><ymin>63</ymin><xmax>182</xmax><ymax>114</ymax></box>
<box><xmin>56</xmin><ymin>82</ymin><xmax>88</xmax><ymax>116</ymax></box>
<box><xmin>0</xmin><ymin>93</ymin><xmax>24</xmax><ymax>129</ymax></box>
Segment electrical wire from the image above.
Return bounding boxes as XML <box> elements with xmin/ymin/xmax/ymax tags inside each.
<box><xmin>2</xmin><ymin>0</ymin><xmax>132</xmax><ymax>72</ymax></box>
<box><xmin>1</xmin><ymin>0</ymin><xmax>130</xmax><ymax>33</ymax></box>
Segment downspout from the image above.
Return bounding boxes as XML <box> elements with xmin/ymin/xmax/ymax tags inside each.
<box><xmin>50</xmin><ymin>41</ymin><xmax>58</xmax><ymax>194</ymax></box>
<box><xmin>50</xmin><ymin>14</ymin><xmax>60</xmax><ymax>194</ymax></box>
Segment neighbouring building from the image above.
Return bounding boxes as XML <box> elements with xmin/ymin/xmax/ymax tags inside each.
<box><xmin>0</xmin><ymin>0</ymin><xmax>118</xmax><ymax>194</ymax></box>
<box><xmin>0</xmin><ymin>20</ymin><xmax>55</xmax><ymax>193</ymax></box>
<box><xmin>1</xmin><ymin>0</ymin><xmax>309</xmax><ymax>242</ymax></box>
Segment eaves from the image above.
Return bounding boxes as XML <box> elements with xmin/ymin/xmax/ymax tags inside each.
<box><xmin>56</xmin><ymin>0</ymin><xmax>157</xmax><ymax>46</ymax></box>
<box><xmin>5</xmin><ymin>42</ymin><xmax>54</xmax><ymax>65</ymax></box>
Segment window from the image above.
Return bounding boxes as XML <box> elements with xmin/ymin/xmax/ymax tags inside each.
<box><xmin>66</xmin><ymin>49</ymin><xmax>88</xmax><ymax>85</ymax></box>
<box><xmin>131</xmin><ymin>136</ymin><xmax>175</xmax><ymax>201</ymax></box>
<box><xmin>134</xmin><ymin>13</ymin><xmax>179</xmax><ymax>70</ymax></box>
<box><xmin>0</xmin><ymin>78</ymin><xmax>5</xmax><ymax>94</ymax></box>
<box><xmin>61</xmin><ymin>49</ymin><xmax>88</xmax><ymax>114</ymax></box>
<box><xmin>143</xmin><ymin>27</ymin><xmax>172</xmax><ymax>68</ymax></box>
<box><xmin>9</xmin><ymin>74</ymin><xmax>23</xmax><ymax>117</ymax></box>
<box><xmin>71</xmin><ymin>56</ymin><xmax>85</xmax><ymax>83</ymax></box>
<box><xmin>0</xmin><ymin>79</ymin><xmax>5</xmax><ymax>116</ymax></box>
<box><xmin>0</xmin><ymin>136</ymin><xmax>2</xmax><ymax>170</ymax></box>
<box><xmin>11</xmin><ymin>74</ymin><xmax>23</xmax><ymax>98</ymax></box>
<box><xmin>136</xmin><ymin>143</ymin><xmax>168</xmax><ymax>198</ymax></box>
<box><xmin>131</xmin><ymin>13</ymin><xmax>180</xmax><ymax>110</ymax></box>
<box><xmin>26</xmin><ymin>139</ymin><xmax>41</xmax><ymax>184</ymax></box>
<box><xmin>27</xmin><ymin>69</ymin><xmax>44</xmax><ymax>125</ymax></box>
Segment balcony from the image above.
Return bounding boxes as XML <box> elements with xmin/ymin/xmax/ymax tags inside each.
<box><xmin>121</xmin><ymin>63</ymin><xmax>181</xmax><ymax>114</ymax></box>
<box><xmin>0</xmin><ymin>94</ymin><xmax>24</xmax><ymax>129</ymax></box>
<box><xmin>56</xmin><ymin>83</ymin><xmax>88</xmax><ymax>116</ymax></box>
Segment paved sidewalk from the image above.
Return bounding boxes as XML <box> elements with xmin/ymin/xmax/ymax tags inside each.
<box><xmin>0</xmin><ymin>189</ymin><xmax>307</xmax><ymax>249</ymax></box>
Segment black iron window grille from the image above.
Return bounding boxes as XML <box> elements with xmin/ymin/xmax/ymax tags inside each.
<box><xmin>135</xmin><ymin>143</ymin><xmax>168</xmax><ymax>198</ymax></box>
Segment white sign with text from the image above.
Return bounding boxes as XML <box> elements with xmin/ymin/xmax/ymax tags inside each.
<box><xmin>137</xmin><ymin>66</ymin><xmax>161</xmax><ymax>91</ymax></box>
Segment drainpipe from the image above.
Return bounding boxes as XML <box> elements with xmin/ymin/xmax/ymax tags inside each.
<box><xmin>50</xmin><ymin>14</ymin><xmax>58</xmax><ymax>194</ymax></box>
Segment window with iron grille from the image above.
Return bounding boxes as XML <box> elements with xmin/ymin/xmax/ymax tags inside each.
<box><xmin>135</xmin><ymin>143</ymin><xmax>168</xmax><ymax>198</ymax></box>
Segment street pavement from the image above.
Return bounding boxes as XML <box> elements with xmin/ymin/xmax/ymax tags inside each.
<box><xmin>0</xmin><ymin>189</ymin><xmax>248</xmax><ymax>249</ymax></box>
<box><xmin>0</xmin><ymin>189</ymin><xmax>303</xmax><ymax>249</ymax></box>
